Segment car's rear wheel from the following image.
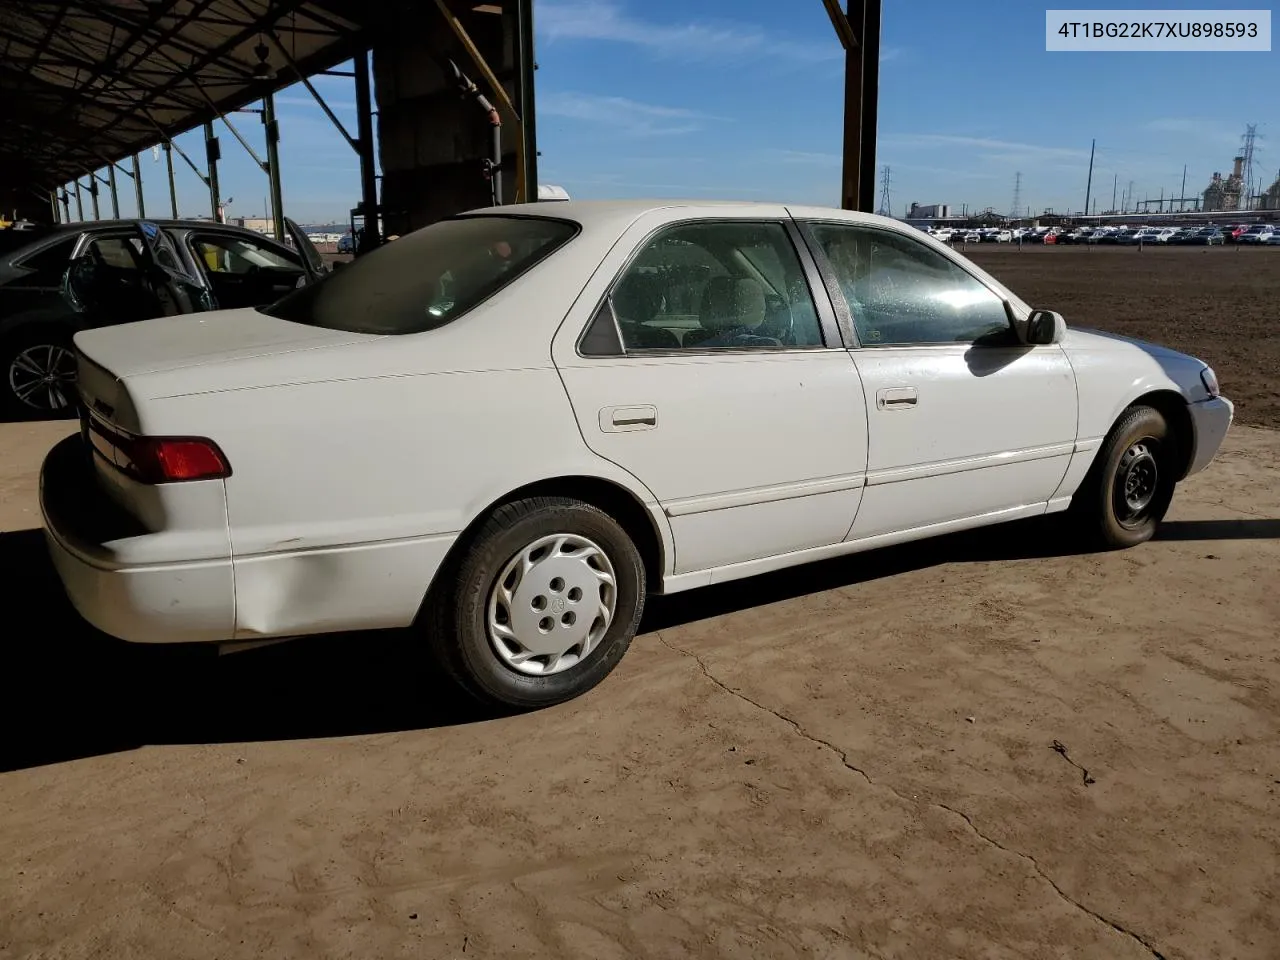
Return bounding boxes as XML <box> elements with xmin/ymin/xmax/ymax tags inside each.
<box><xmin>0</xmin><ymin>327</ymin><xmax>79</xmax><ymax>420</ymax></box>
<box><xmin>426</xmin><ymin>496</ymin><xmax>646</xmax><ymax>709</ymax></box>
<box><xmin>1072</xmin><ymin>405</ymin><xmax>1177</xmax><ymax>549</ymax></box>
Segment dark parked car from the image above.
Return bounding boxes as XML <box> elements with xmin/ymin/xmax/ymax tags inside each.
<box><xmin>0</xmin><ymin>218</ymin><xmax>325</xmax><ymax>417</ymax></box>
<box><xmin>1177</xmin><ymin>227</ymin><xmax>1224</xmax><ymax>246</ymax></box>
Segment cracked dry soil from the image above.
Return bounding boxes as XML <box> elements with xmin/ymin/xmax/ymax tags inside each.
<box><xmin>657</xmin><ymin>634</ymin><xmax>1169</xmax><ymax>960</ymax></box>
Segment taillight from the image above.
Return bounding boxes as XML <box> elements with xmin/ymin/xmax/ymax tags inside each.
<box><xmin>129</xmin><ymin>438</ymin><xmax>231</xmax><ymax>483</ymax></box>
<box><xmin>86</xmin><ymin>417</ymin><xmax>230</xmax><ymax>483</ymax></box>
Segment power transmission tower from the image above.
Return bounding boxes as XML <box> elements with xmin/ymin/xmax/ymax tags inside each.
<box><xmin>1011</xmin><ymin>172</ymin><xmax>1022</xmax><ymax>218</ymax></box>
<box><xmin>876</xmin><ymin>165</ymin><xmax>892</xmax><ymax>217</ymax></box>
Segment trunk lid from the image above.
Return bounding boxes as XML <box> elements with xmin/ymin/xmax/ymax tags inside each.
<box><xmin>71</xmin><ymin>307</ymin><xmax>378</xmax><ymax>379</ymax></box>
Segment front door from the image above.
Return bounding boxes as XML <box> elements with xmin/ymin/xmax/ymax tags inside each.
<box><xmin>554</xmin><ymin>212</ymin><xmax>868</xmax><ymax>576</ymax></box>
<box><xmin>186</xmin><ymin>229</ymin><xmax>308</xmax><ymax>309</ymax></box>
<box><xmin>800</xmin><ymin>221</ymin><xmax>1078</xmax><ymax>540</ymax></box>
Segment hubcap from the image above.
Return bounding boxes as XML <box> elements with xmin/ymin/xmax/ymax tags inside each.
<box><xmin>8</xmin><ymin>344</ymin><xmax>77</xmax><ymax>412</ymax></box>
<box><xmin>486</xmin><ymin>533</ymin><xmax>617</xmax><ymax>676</ymax></box>
<box><xmin>1115</xmin><ymin>439</ymin><xmax>1159</xmax><ymax>527</ymax></box>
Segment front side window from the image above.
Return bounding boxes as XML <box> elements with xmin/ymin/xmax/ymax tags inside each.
<box><xmin>192</xmin><ymin>234</ymin><xmax>300</xmax><ymax>275</ymax></box>
<box><xmin>598</xmin><ymin>221</ymin><xmax>824</xmax><ymax>353</ymax></box>
<box><xmin>262</xmin><ymin>215</ymin><xmax>578</xmax><ymax>334</ymax></box>
<box><xmin>808</xmin><ymin>223</ymin><xmax>1011</xmax><ymax>346</ymax></box>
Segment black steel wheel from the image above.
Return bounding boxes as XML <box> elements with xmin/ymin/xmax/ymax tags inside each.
<box><xmin>1072</xmin><ymin>405</ymin><xmax>1178</xmax><ymax>548</ymax></box>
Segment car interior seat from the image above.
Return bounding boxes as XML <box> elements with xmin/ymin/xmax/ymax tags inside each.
<box><xmin>612</xmin><ymin>272</ymin><xmax>680</xmax><ymax>350</ymax></box>
<box><xmin>683</xmin><ymin>276</ymin><xmax>777</xmax><ymax>348</ymax></box>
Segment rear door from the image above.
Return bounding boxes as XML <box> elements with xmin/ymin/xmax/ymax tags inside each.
<box><xmin>551</xmin><ymin>207</ymin><xmax>868</xmax><ymax>577</ymax></box>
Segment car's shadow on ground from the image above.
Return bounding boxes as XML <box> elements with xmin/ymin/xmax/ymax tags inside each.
<box><xmin>2</xmin><ymin>516</ymin><xmax>1275</xmax><ymax>772</ymax></box>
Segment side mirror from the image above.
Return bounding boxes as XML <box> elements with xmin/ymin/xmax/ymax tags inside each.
<box><xmin>1025</xmin><ymin>309</ymin><xmax>1066</xmax><ymax>345</ymax></box>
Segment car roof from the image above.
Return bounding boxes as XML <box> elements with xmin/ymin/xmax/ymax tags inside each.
<box><xmin>459</xmin><ymin>198</ymin><xmax>909</xmax><ymax>232</ymax></box>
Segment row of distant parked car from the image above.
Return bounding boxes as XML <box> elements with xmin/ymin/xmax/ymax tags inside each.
<box><xmin>925</xmin><ymin>223</ymin><xmax>1278</xmax><ymax>246</ymax></box>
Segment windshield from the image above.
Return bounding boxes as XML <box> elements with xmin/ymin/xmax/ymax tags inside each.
<box><xmin>261</xmin><ymin>215</ymin><xmax>579</xmax><ymax>334</ymax></box>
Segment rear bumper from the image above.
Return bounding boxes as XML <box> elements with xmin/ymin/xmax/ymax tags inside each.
<box><xmin>40</xmin><ymin>435</ymin><xmax>235</xmax><ymax>643</ymax></box>
<box><xmin>1185</xmin><ymin>396</ymin><xmax>1234</xmax><ymax>477</ymax></box>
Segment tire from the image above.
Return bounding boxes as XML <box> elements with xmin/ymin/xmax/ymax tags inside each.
<box><xmin>1072</xmin><ymin>405</ymin><xmax>1178</xmax><ymax>549</ymax></box>
<box><xmin>0</xmin><ymin>325</ymin><xmax>79</xmax><ymax>421</ymax></box>
<box><xmin>425</xmin><ymin>496</ymin><xmax>646</xmax><ymax>709</ymax></box>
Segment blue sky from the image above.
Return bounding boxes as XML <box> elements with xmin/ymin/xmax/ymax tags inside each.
<box><xmin>71</xmin><ymin>0</ymin><xmax>1278</xmax><ymax>224</ymax></box>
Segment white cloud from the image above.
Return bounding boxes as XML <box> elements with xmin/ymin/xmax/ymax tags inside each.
<box><xmin>537</xmin><ymin>0</ymin><xmax>839</xmax><ymax>63</ymax></box>
<box><xmin>880</xmin><ymin>133</ymin><xmax>1090</xmax><ymax>163</ymax></box>
<box><xmin>539</xmin><ymin>91</ymin><xmax>727</xmax><ymax>136</ymax></box>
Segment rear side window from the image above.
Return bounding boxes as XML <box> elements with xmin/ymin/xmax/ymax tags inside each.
<box><xmin>262</xmin><ymin>216</ymin><xmax>578</xmax><ymax>334</ymax></box>
<box><xmin>12</xmin><ymin>237</ymin><xmax>77</xmax><ymax>286</ymax></box>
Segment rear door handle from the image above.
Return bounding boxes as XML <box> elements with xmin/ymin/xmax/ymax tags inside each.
<box><xmin>877</xmin><ymin>386</ymin><xmax>918</xmax><ymax>409</ymax></box>
<box><xmin>600</xmin><ymin>405</ymin><xmax>657</xmax><ymax>432</ymax></box>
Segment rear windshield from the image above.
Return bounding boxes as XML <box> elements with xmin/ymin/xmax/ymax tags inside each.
<box><xmin>261</xmin><ymin>215</ymin><xmax>578</xmax><ymax>334</ymax></box>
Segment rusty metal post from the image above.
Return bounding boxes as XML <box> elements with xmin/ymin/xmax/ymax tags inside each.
<box><xmin>837</xmin><ymin>0</ymin><xmax>881</xmax><ymax>212</ymax></box>
<box><xmin>107</xmin><ymin>163</ymin><xmax>120</xmax><ymax>218</ymax></box>
<box><xmin>164</xmin><ymin>141</ymin><xmax>178</xmax><ymax>217</ymax></box>
<box><xmin>353</xmin><ymin>50</ymin><xmax>380</xmax><ymax>253</ymax></box>
<box><xmin>263</xmin><ymin>92</ymin><xmax>285</xmax><ymax>242</ymax></box>
<box><xmin>205</xmin><ymin>120</ymin><xmax>222</xmax><ymax>221</ymax></box>
<box><xmin>132</xmin><ymin>154</ymin><xmax>145</xmax><ymax>218</ymax></box>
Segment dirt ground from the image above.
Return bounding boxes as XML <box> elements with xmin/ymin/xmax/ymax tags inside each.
<box><xmin>2</xmin><ymin>250</ymin><xmax>1279</xmax><ymax>960</ymax></box>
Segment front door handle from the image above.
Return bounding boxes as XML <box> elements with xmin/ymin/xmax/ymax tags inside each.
<box><xmin>600</xmin><ymin>405</ymin><xmax>657</xmax><ymax>432</ymax></box>
<box><xmin>877</xmin><ymin>386</ymin><xmax>918</xmax><ymax>409</ymax></box>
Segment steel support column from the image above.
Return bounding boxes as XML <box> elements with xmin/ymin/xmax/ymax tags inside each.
<box><xmin>263</xmin><ymin>92</ymin><xmax>285</xmax><ymax>241</ymax></box>
<box><xmin>89</xmin><ymin>175</ymin><xmax>100</xmax><ymax>219</ymax></box>
<box><xmin>49</xmin><ymin>190</ymin><xmax>60</xmax><ymax>224</ymax></box>
<box><xmin>353</xmin><ymin>50</ymin><xmax>380</xmax><ymax>254</ymax></box>
<box><xmin>74</xmin><ymin>180</ymin><xmax>84</xmax><ymax>220</ymax></box>
<box><xmin>60</xmin><ymin>189</ymin><xmax>72</xmax><ymax>222</ymax></box>
<box><xmin>107</xmin><ymin>164</ymin><xmax>120</xmax><ymax>218</ymax></box>
<box><xmin>204</xmin><ymin>120</ymin><xmax>222</xmax><ymax>221</ymax></box>
<box><xmin>832</xmin><ymin>0</ymin><xmax>881</xmax><ymax>212</ymax></box>
<box><xmin>515</xmin><ymin>0</ymin><xmax>538</xmax><ymax>201</ymax></box>
<box><xmin>132</xmin><ymin>154</ymin><xmax>145</xmax><ymax>217</ymax></box>
<box><xmin>164</xmin><ymin>141</ymin><xmax>178</xmax><ymax>217</ymax></box>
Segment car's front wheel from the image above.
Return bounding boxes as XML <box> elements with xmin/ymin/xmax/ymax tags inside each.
<box><xmin>425</xmin><ymin>496</ymin><xmax>646</xmax><ymax>709</ymax></box>
<box><xmin>0</xmin><ymin>327</ymin><xmax>79</xmax><ymax>420</ymax></box>
<box><xmin>1073</xmin><ymin>405</ymin><xmax>1178</xmax><ymax>548</ymax></box>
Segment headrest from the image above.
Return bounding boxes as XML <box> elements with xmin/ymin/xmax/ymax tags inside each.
<box><xmin>699</xmin><ymin>276</ymin><xmax>766</xmax><ymax>333</ymax></box>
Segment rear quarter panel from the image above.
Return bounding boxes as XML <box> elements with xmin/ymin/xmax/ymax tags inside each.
<box><xmin>128</xmin><ymin>218</ymin><xmax>675</xmax><ymax>638</ymax></box>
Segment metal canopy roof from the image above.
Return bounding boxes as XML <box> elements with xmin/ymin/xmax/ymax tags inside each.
<box><xmin>0</xmin><ymin>0</ymin><xmax>367</xmax><ymax>191</ymax></box>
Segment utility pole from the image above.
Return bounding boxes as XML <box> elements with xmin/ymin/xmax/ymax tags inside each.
<box><xmin>1180</xmin><ymin>164</ymin><xmax>1187</xmax><ymax>212</ymax></box>
<box><xmin>1083</xmin><ymin>138</ymin><xmax>1095</xmax><ymax>216</ymax></box>
<box><xmin>1111</xmin><ymin>174</ymin><xmax>1117</xmax><ymax>213</ymax></box>
<box><xmin>1011</xmin><ymin>171</ymin><xmax>1023</xmax><ymax>218</ymax></box>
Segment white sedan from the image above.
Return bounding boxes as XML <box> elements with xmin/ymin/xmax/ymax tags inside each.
<box><xmin>42</xmin><ymin>201</ymin><xmax>1234</xmax><ymax>708</ymax></box>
